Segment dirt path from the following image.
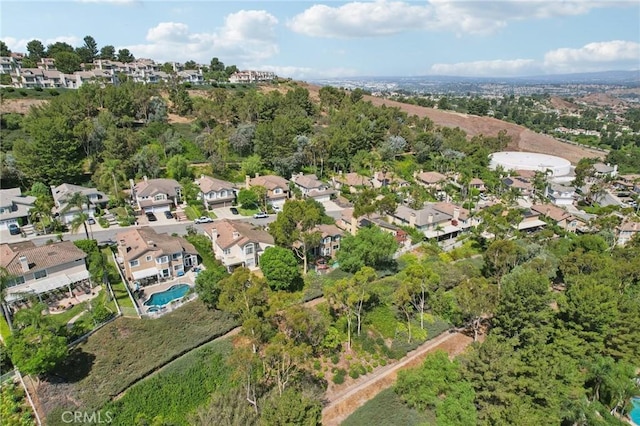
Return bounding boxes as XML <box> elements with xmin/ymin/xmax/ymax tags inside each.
<box><xmin>321</xmin><ymin>331</ymin><xmax>474</xmax><ymax>426</ymax></box>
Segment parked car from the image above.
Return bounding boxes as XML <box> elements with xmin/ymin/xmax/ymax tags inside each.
<box><xmin>8</xmin><ymin>223</ymin><xmax>20</xmax><ymax>235</ymax></box>
<box><xmin>253</xmin><ymin>211</ymin><xmax>268</xmax><ymax>219</ymax></box>
<box><xmin>146</xmin><ymin>212</ymin><xmax>158</xmax><ymax>222</ymax></box>
<box><xmin>87</xmin><ymin>217</ymin><xmax>96</xmax><ymax>225</ymax></box>
<box><xmin>271</xmin><ymin>205</ymin><xmax>282</xmax><ymax>213</ymax></box>
<box><xmin>194</xmin><ymin>216</ymin><xmax>214</xmax><ymax>224</ymax></box>
<box><xmin>230</xmin><ymin>207</ymin><xmax>239</xmax><ymax>215</ymax></box>
<box><xmin>164</xmin><ymin>210</ymin><xmax>174</xmax><ymax>219</ymax></box>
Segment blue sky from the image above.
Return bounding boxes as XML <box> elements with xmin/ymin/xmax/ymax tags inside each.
<box><xmin>2</xmin><ymin>1</ymin><xmax>639</xmax><ymax>79</ymax></box>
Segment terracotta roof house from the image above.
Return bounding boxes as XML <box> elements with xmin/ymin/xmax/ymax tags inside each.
<box><xmin>195</xmin><ymin>175</ymin><xmax>236</xmax><ymax>210</ymax></box>
<box><xmin>415</xmin><ymin>171</ymin><xmax>447</xmax><ymax>189</ymax></box>
<box><xmin>0</xmin><ymin>188</ymin><xmax>36</xmax><ymax>231</ymax></box>
<box><xmin>531</xmin><ymin>204</ymin><xmax>585</xmax><ymax>232</ymax></box>
<box><xmin>469</xmin><ymin>178</ymin><xmax>486</xmax><ymax>191</ymax></box>
<box><xmin>116</xmin><ymin>227</ymin><xmax>198</xmax><ymax>284</ymax></box>
<box><xmin>51</xmin><ymin>183</ymin><xmax>107</xmax><ymax>224</ymax></box>
<box><xmin>372</xmin><ymin>171</ymin><xmax>410</xmax><ymax>189</ymax></box>
<box><xmin>502</xmin><ymin>176</ymin><xmax>534</xmax><ymax>197</ymax></box>
<box><xmin>390</xmin><ymin>204</ymin><xmax>454</xmax><ymax>240</ymax></box>
<box><xmin>513</xmin><ymin>209</ymin><xmax>547</xmax><ymax>231</ymax></box>
<box><xmin>308</xmin><ymin>224</ymin><xmax>344</xmax><ymax>258</ymax></box>
<box><xmin>1</xmin><ymin>241</ymin><xmax>90</xmax><ymax>303</ymax></box>
<box><xmin>202</xmin><ymin>220</ymin><xmax>274</xmax><ymax>271</ymax></box>
<box><xmin>245</xmin><ymin>174</ymin><xmax>290</xmax><ymax>208</ymax></box>
<box><xmin>131</xmin><ymin>177</ymin><xmax>182</xmax><ymax>213</ymax></box>
<box><xmin>545</xmin><ymin>184</ymin><xmax>576</xmax><ymax>206</ymax></box>
<box><xmin>331</xmin><ymin>172</ymin><xmax>373</xmax><ymax>193</ymax></box>
<box><xmin>617</xmin><ymin>219</ymin><xmax>640</xmax><ymax>246</ymax></box>
<box><xmin>291</xmin><ymin>173</ymin><xmax>334</xmax><ymax>202</ymax></box>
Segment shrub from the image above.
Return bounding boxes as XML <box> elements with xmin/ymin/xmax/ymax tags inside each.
<box><xmin>48</xmin><ymin>89</ymin><xmax>59</xmax><ymax>96</ymax></box>
<box><xmin>349</xmin><ymin>368</ymin><xmax>360</xmax><ymax>380</ymax></box>
<box><xmin>34</xmin><ymin>86</ymin><xmax>43</xmax><ymax>92</ymax></box>
<box><xmin>333</xmin><ymin>368</ymin><xmax>346</xmax><ymax>384</ymax></box>
<box><xmin>313</xmin><ymin>360</ymin><xmax>321</xmax><ymax>371</ymax></box>
<box><xmin>98</xmin><ymin>217</ymin><xmax>110</xmax><ymax>228</ymax></box>
<box><xmin>19</xmin><ymin>90</ymin><xmax>28</xmax><ymax>97</ymax></box>
<box><xmin>331</xmin><ymin>354</ymin><xmax>340</xmax><ymax>365</ymax></box>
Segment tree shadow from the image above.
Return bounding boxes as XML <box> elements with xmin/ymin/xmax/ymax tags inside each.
<box><xmin>47</xmin><ymin>347</ymin><xmax>96</xmax><ymax>384</ymax></box>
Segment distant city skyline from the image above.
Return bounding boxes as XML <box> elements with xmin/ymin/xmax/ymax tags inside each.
<box><xmin>1</xmin><ymin>0</ymin><xmax>639</xmax><ymax>79</ymax></box>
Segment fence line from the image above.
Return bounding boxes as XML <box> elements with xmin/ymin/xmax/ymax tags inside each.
<box><xmin>67</xmin><ymin>313</ymin><xmax>121</xmax><ymax>347</ymax></box>
<box><xmin>0</xmin><ymin>368</ymin><xmax>16</xmax><ymax>383</ymax></box>
<box><xmin>110</xmin><ymin>251</ymin><xmax>141</xmax><ymax>318</ymax></box>
<box><xmin>16</xmin><ymin>369</ymin><xmax>42</xmax><ymax>426</ymax></box>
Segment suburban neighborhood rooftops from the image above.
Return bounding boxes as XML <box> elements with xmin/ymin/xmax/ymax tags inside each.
<box><xmin>196</xmin><ymin>175</ymin><xmax>235</xmax><ymax>193</ymax></box>
<box><xmin>116</xmin><ymin>227</ymin><xmax>196</xmax><ymax>261</ymax></box>
<box><xmin>133</xmin><ymin>178</ymin><xmax>181</xmax><ymax>198</ymax></box>
<box><xmin>204</xmin><ymin>219</ymin><xmax>274</xmax><ymax>250</ymax></box>
<box><xmin>0</xmin><ymin>240</ymin><xmax>87</xmax><ymax>276</ymax></box>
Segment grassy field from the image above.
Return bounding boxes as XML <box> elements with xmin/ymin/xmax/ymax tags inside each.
<box><xmin>102</xmin><ymin>248</ymin><xmax>134</xmax><ymax>309</ymax></box>
<box><xmin>39</xmin><ymin>300</ymin><xmax>237</xmax><ymax>413</ymax></box>
<box><xmin>341</xmin><ymin>388</ymin><xmax>435</xmax><ymax>426</ymax></box>
<box><xmin>0</xmin><ymin>316</ymin><xmax>10</xmax><ymax>340</ymax></box>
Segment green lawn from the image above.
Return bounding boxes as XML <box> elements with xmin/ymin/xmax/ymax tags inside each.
<box><xmin>184</xmin><ymin>205</ymin><xmax>203</xmax><ymax>220</ymax></box>
<box><xmin>239</xmin><ymin>207</ymin><xmax>259</xmax><ymax>216</ymax></box>
<box><xmin>44</xmin><ymin>300</ymin><xmax>237</xmax><ymax>411</ymax></box>
<box><xmin>102</xmin><ymin>248</ymin><xmax>134</xmax><ymax>309</ymax></box>
<box><xmin>342</xmin><ymin>388</ymin><xmax>435</xmax><ymax>426</ymax></box>
<box><xmin>0</xmin><ymin>316</ymin><xmax>11</xmax><ymax>340</ymax></box>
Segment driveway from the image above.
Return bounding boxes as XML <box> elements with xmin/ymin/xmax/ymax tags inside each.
<box><xmin>210</xmin><ymin>206</ymin><xmax>245</xmax><ymax>220</ymax></box>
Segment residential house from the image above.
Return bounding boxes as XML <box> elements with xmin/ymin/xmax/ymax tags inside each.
<box><xmin>0</xmin><ymin>56</ymin><xmax>18</xmax><ymax>74</ymax></box>
<box><xmin>360</xmin><ymin>216</ymin><xmax>408</xmax><ymax>244</ymax></box>
<box><xmin>245</xmin><ymin>174</ymin><xmax>290</xmax><ymax>208</ymax></box>
<box><xmin>229</xmin><ymin>70</ymin><xmax>276</xmax><ymax>84</ymax></box>
<box><xmin>531</xmin><ymin>204</ymin><xmax>585</xmax><ymax>232</ymax></box>
<box><xmin>195</xmin><ymin>175</ymin><xmax>236</xmax><ymax>210</ymax></box>
<box><xmin>290</xmin><ymin>173</ymin><xmax>334</xmax><ymax>202</ymax></box>
<box><xmin>593</xmin><ymin>162</ymin><xmax>618</xmax><ymax>179</ymax></box>
<box><xmin>131</xmin><ymin>177</ymin><xmax>182</xmax><ymax>213</ymax></box>
<box><xmin>617</xmin><ymin>219</ymin><xmax>640</xmax><ymax>246</ymax></box>
<box><xmin>51</xmin><ymin>183</ymin><xmax>107</xmax><ymax>224</ymax></box>
<box><xmin>545</xmin><ymin>184</ymin><xmax>576</xmax><ymax>206</ymax></box>
<box><xmin>202</xmin><ymin>220</ymin><xmax>274</xmax><ymax>271</ymax></box>
<box><xmin>513</xmin><ymin>209</ymin><xmax>547</xmax><ymax>232</ymax></box>
<box><xmin>0</xmin><ymin>188</ymin><xmax>36</xmax><ymax>231</ymax></box>
<box><xmin>331</xmin><ymin>172</ymin><xmax>373</xmax><ymax>193</ymax></box>
<box><xmin>1</xmin><ymin>241</ymin><xmax>90</xmax><ymax>303</ymax></box>
<box><xmin>309</xmin><ymin>224</ymin><xmax>343</xmax><ymax>258</ymax></box>
<box><xmin>372</xmin><ymin>171</ymin><xmax>410</xmax><ymax>189</ymax></box>
<box><xmin>502</xmin><ymin>176</ymin><xmax>534</xmax><ymax>198</ymax></box>
<box><xmin>432</xmin><ymin>202</ymin><xmax>481</xmax><ymax>231</ymax></box>
<box><xmin>415</xmin><ymin>170</ymin><xmax>447</xmax><ymax>190</ymax></box>
<box><xmin>177</xmin><ymin>70</ymin><xmax>204</xmax><ymax>85</ymax></box>
<box><xmin>390</xmin><ymin>204</ymin><xmax>455</xmax><ymax>240</ymax></box>
<box><xmin>116</xmin><ymin>227</ymin><xmax>198</xmax><ymax>284</ymax></box>
<box><xmin>469</xmin><ymin>178</ymin><xmax>486</xmax><ymax>192</ymax></box>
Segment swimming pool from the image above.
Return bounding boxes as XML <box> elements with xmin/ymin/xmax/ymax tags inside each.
<box><xmin>631</xmin><ymin>397</ymin><xmax>640</xmax><ymax>425</ymax></box>
<box><xmin>143</xmin><ymin>284</ymin><xmax>191</xmax><ymax>307</ymax></box>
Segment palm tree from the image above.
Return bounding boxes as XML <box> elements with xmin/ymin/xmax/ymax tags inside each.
<box><xmin>98</xmin><ymin>158</ymin><xmax>126</xmax><ymax>201</ymax></box>
<box><xmin>61</xmin><ymin>191</ymin><xmax>91</xmax><ymax>240</ymax></box>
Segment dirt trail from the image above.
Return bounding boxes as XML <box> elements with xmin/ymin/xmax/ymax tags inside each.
<box><xmin>321</xmin><ymin>331</ymin><xmax>473</xmax><ymax>426</ymax></box>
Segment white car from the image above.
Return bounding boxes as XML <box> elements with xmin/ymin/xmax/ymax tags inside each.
<box><xmin>194</xmin><ymin>216</ymin><xmax>214</xmax><ymax>224</ymax></box>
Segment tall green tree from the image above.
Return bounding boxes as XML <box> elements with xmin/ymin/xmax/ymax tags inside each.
<box><xmin>455</xmin><ymin>277</ymin><xmax>498</xmax><ymax>341</ymax></box>
<box><xmin>259</xmin><ymin>247</ymin><xmax>301</xmax><ymax>291</ymax></box>
<box><xmin>0</xmin><ymin>40</ymin><xmax>10</xmax><ymax>56</ymax></box>
<box><xmin>62</xmin><ymin>191</ymin><xmax>92</xmax><ymax>239</ymax></box>
<box><xmin>116</xmin><ymin>48</ymin><xmax>134</xmax><ymax>63</ymax></box>
<box><xmin>336</xmin><ymin>225</ymin><xmax>398</xmax><ymax>273</ymax></box>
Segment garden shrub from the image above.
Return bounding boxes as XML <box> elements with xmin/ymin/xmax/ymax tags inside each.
<box><xmin>331</xmin><ymin>354</ymin><xmax>340</xmax><ymax>365</ymax></box>
<box><xmin>333</xmin><ymin>368</ymin><xmax>346</xmax><ymax>384</ymax></box>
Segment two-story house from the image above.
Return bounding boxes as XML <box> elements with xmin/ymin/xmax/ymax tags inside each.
<box><xmin>308</xmin><ymin>224</ymin><xmax>343</xmax><ymax>258</ymax></box>
<box><xmin>290</xmin><ymin>173</ymin><xmax>334</xmax><ymax>203</ymax></box>
<box><xmin>502</xmin><ymin>176</ymin><xmax>534</xmax><ymax>198</ymax></box>
<box><xmin>116</xmin><ymin>227</ymin><xmax>198</xmax><ymax>284</ymax></box>
<box><xmin>195</xmin><ymin>175</ymin><xmax>236</xmax><ymax>210</ymax></box>
<box><xmin>390</xmin><ymin>204</ymin><xmax>457</xmax><ymax>240</ymax></box>
<box><xmin>531</xmin><ymin>204</ymin><xmax>585</xmax><ymax>233</ymax></box>
<box><xmin>245</xmin><ymin>174</ymin><xmax>290</xmax><ymax>209</ymax></box>
<box><xmin>1</xmin><ymin>241</ymin><xmax>90</xmax><ymax>304</ymax></box>
<box><xmin>202</xmin><ymin>220</ymin><xmax>274</xmax><ymax>272</ymax></box>
<box><xmin>331</xmin><ymin>172</ymin><xmax>373</xmax><ymax>194</ymax></box>
<box><xmin>545</xmin><ymin>184</ymin><xmax>576</xmax><ymax>206</ymax></box>
<box><xmin>372</xmin><ymin>171</ymin><xmax>410</xmax><ymax>189</ymax></box>
<box><xmin>131</xmin><ymin>177</ymin><xmax>182</xmax><ymax>214</ymax></box>
<box><xmin>469</xmin><ymin>178</ymin><xmax>486</xmax><ymax>192</ymax></box>
<box><xmin>592</xmin><ymin>162</ymin><xmax>618</xmax><ymax>179</ymax></box>
<box><xmin>415</xmin><ymin>170</ymin><xmax>447</xmax><ymax>190</ymax></box>
<box><xmin>50</xmin><ymin>183</ymin><xmax>107</xmax><ymax>224</ymax></box>
<box><xmin>0</xmin><ymin>188</ymin><xmax>36</xmax><ymax>231</ymax></box>
<box><xmin>617</xmin><ymin>219</ymin><xmax>640</xmax><ymax>246</ymax></box>
<box><xmin>514</xmin><ymin>209</ymin><xmax>547</xmax><ymax>232</ymax></box>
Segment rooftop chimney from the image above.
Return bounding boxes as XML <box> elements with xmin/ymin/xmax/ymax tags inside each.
<box><xmin>245</xmin><ymin>175</ymin><xmax>251</xmax><ymax>190</ymax></box>
<box><xmin>453</xmin><ymin>208</ymin><xmax>460</xmax><ymax>221</ymax></box>
<box><xmin>409</xmin><ymin>212</ymin><xmax>416</xmax><ymax>228</ymax></box>
<box><xmin>19</xmin><ymin>256</ymin><xmax>29</xmax><ymax>273</ymax></box>
<box><xmin>427</xmin><ymin>213</ymin><xmax>433</xmax><ymax>225</ymax></box>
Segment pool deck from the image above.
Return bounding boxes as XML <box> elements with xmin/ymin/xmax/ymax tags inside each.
<box><xmin>137</xmin><ymin>269</ymin><xmax>197</xmax><ymax>315</ymax></box>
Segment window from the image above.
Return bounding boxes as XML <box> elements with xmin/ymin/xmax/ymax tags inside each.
<box><xmin>324</xmin><ymin>237</ymin><xmax>331</xmax><ymax>244</ymax></box>
<box><xmin>245</xmin><ymin>244</ymin><xmax>254</xmax><ymax>255</ymax></box>
<box><xmin>34</xmin><ymin>270</ymin><xmax>47</xmax><ymax>280</ymax></box>
<box><xmin>154</xmin><ymin>194</ymin><xmax>165</xmax><ymax>201</ymax></box>
<box><xmin>273</xmin><ymin>188</ymin><xmax>282</xmax><ymax>194</ymax></box>
<box><xmin>172</xmin><ymin>253</ymin><xmax>181</xmax><ymax>260</ymax></box>
<box><xmin>173</xmin><ymin>265</ymin><xmax>182</xmax><ymax>271</ymax></box>
<box><xmin>145</xmin><ymin>255</ymin><xmax>152</xmax><ymax>262</ymax></box>
<box><xmin>130</xmin><ymin>260</ymin><xmax>140</xmax><ymax>267</ymax></box>
<box><xmin>223</xmin><ymin>249</ymin><xmax>231</xmax><ymax>255</ymax></box>
<box><xmin>8</xmin><ymin>276</ymin><xmax>25</xmax><ymax>287</ymax></box>
<box><xmin>333</xmin><ymin>244</ymin><xmax>340</xmax><ymax>250</ymax></box>
<box><xmin>156</xmin><ymin>256</ymin><xmax>169</xmax><ymax>264</ymax></box>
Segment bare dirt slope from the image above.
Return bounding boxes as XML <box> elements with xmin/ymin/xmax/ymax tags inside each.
<box><xmin>0</xmin><ymin>98</ymin><xmax>48</xmax><ymax>114</ymax></box>
<box><xmin>321</xmin><ymin>331</ymin><xmax>474</xmax><ymax>426</ymax></box>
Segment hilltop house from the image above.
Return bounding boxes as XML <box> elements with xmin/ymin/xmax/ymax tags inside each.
<box><xmin>332</xmin><ymin>172</ymin><xmax>373</xmax><ymax>193</ymax></box>
<box><xmin>1</xmin><ymin>241</ymin><xmax>90</xmax><ymax>303</ymax></box>
<box><xmin>202</xmin><ymin>220</ymin><xmax>274</xmax><ymax>271</ymax></box>
<box><xmin>617</xmin><ymin>219</ymin><xmax>640</xmax><ymax>246</ymax></box>
<box><xmin>195</xmin><ymin>175</ymin><xmax>236</xmax><ymax>210</ymax></box>
<box><xmin>131</xmin><ymin>177</ymin><xmax>182</xmax><ymax>213</ymax></box>
<box><xmin>531</xmin><ymin>204</ymin><xmax>585</xmax><ymax>232</ymax></box>
<box><xmin>116</xmin><ymin>227</ymin><xmax>198</xmax><ymax>284</ymax></box>
<box><xmin>415</xmin><ymin>171</ymin><xmax>447</xmax><ymax>190</ymax></box>
<box><xmin>0</xmin><ymin>188</ymin><xmax>36</xmax><ymax>231</ymax></box>
<box><xmin>307</xmin><ymin>224</ymin><xmax>343</xmax><ymax>258</ymax></box>
<box><xmin>50</xmin><ymin>183</ymin><xmax>107</xmax><ymax>224</ymax></box>
<box><xmin>245</xmin><ymin>174</ymin><xmax>290</xmax><ymax>208</ymax></box>
<box><xmin>545</xmin><ymin>184</ymin><xmax>576</xmax><ymax>206</ymax></box>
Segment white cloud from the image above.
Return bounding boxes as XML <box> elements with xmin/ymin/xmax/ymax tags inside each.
<box><xmin>429</xmin><ymin>59</ymin><xmax>540</xmax><ymax>77</ymax></box>
<box><xmin>288</xmin><ymin>0</ymin><xmax>620</xmax><ymax>38</ymax></box>
<box><xmin>543</xmin><ymin>40</ymin><xmax>640</xmax><ymax>73</ymax></box>
<box><xmin>122</xmin><ymin>10</ymin><xmax>279</xmax><ymax>65</ymax></box>
<box><xmin>428</xmin><ymin>40</ymin><xmax>640</xmax><ymax>77</ymax></box>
